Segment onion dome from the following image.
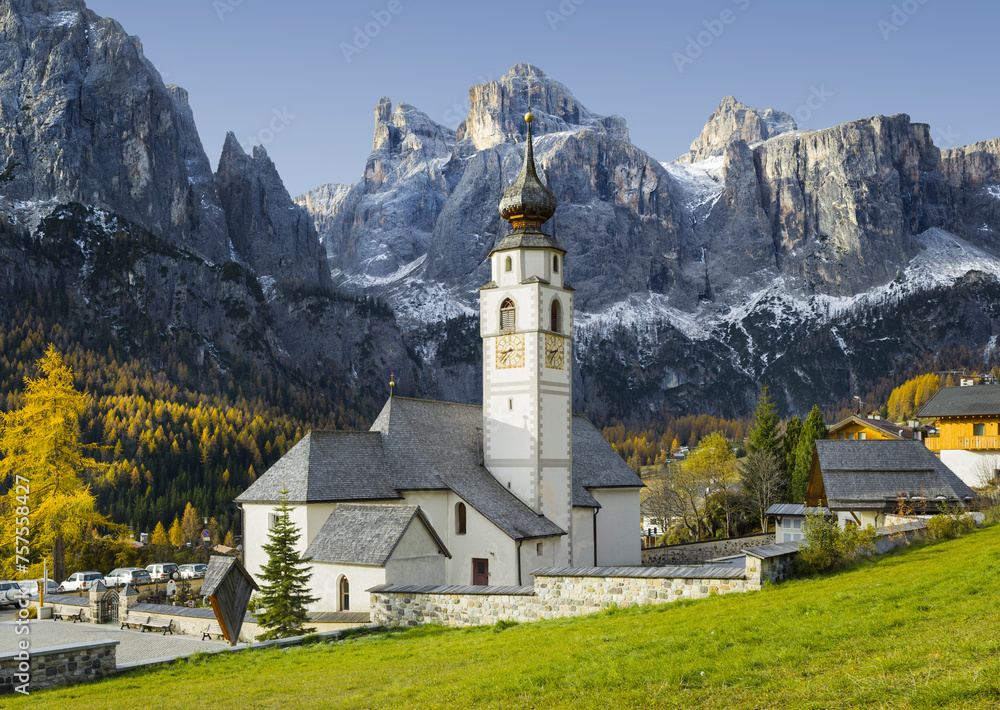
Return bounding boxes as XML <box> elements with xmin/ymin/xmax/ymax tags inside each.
<box><xmin>499</xmin><ymin>112</ymin><xmax>557</xmax><ymax>231</ymax></box>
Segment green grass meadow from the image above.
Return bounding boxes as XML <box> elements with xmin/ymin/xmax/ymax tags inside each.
<box><xmin>17</xmin><ymin>526</ymin><xmax>1000</xmax><ymax>709</ymax></box>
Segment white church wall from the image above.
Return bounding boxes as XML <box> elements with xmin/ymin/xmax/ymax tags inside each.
<box><xmin>242</xmin><ymin>502</ymin><xmax>311</xmax><ymax>582</ymax></box>
<box><xmin>520</xmin><ymin>536</ymin><xmax>563</xmax><ymax>582</ymax></box>
<box><xmin>401</xmin><ymin>491</ymin><xmax>520</xmax><ymax>586</ymax></box>
<box><xmin>592</xmin><ymin>488</ymin><xmax>642</xmax><ymax>566</ymax></box>
<box><xmin>310</xmin><ymin>563</ymin><xmax>385</xmax><ymax>614</ymax></box>
<box><xmin>384</xmin><ymin>521</ymin><xmax>448</xmax><ymax>586</ymax></box>
<box><xmin>940</xmin><ymin>449</ymin><xmax>1000</xmax><ymax>488</ymax></box>
<box><xmin>571</xmin><ymin>507</ymin><xmax>596</xmax><ymax>566</ymax></box>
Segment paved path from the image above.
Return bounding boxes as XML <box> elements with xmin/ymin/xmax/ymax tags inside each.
<box><xmin>0</xmin><ymin>619</ymin><xmax>247</xmax><ymax>665</ymax></box>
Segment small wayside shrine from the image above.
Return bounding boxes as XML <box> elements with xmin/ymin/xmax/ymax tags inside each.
<box><xmin>236</xmin><ymin>108</ymin><xmax>643</xmax><ymax>614</ymax></box>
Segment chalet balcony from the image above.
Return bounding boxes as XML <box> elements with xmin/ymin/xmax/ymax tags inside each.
<box><xmin>924</xmin><ymin>435</ymin><xmax>1000</xmax><ymax>452</ymax></box>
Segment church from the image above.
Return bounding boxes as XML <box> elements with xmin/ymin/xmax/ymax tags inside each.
<box><xmin>236</xmin><ymin>110</ymin><xmax>643</xmax><ymax>614</ymax></box>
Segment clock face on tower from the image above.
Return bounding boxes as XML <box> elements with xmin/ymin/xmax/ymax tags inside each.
<box><xmin>544</xmin><ymin>334</ymin><xmax>565</xmax><ymax>370</ymax></box>
<box><xmin>496</xmin><ymin>333</ymin><xmax>525</xmax><ymax>369</ymax></box>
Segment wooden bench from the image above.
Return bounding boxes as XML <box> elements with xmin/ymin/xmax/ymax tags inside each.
<box><xmin>141</xmin><ymin>616</ymin><xmax>174</xmax><ymax>635</ymax></box>
<box><xmin>53</xmin><ymin>608</ymin><xmax>84</xmax><ymax>623</ymax></box>
<box><xmin>201</xmin><ymin>622</ymin><xmax>225</xmax><ymax>641</ymax></box>
<box><xmin>121</xmin><ymin>612</ymin><xmax>148</xmax><ymax>630</ymax></box>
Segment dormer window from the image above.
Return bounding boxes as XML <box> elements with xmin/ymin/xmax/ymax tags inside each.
<box><xmin>500</xmin><ymin>298</ymin><xmax>516</xmax><ymax>331</ymax></box>
<box><xmin>553</xmin><ymin>255</ymin><xmax>559</xmax><ymax>274</ymax></box>
<box><xmin>550</xmin><ymin>299</ymin><xmax>562</xmax><ymax>333</ymax></box>
<box><xmin>505</xmin><ymin>256</ymin><xmax>513</xmax><ymax>273</ymax></box>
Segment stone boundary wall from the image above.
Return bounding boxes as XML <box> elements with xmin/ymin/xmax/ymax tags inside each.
<box><xmin>642</xmin><ymin>533</ymin><xmax>775</xmax><ymax>566</ymax></box>
<box><xmin>372</xmin><ymin>566</ymin><xmax>760</xmax><ymax>628</ymax></box>
<box><xmin>0</xmin><ymin>640</ymin><xmax>117</xmax><ymax>695</ymax></box>
<box><xmin>127</xmin><ymin>602</ymin><xmax>259</xmax><ymax>642</ymax></box>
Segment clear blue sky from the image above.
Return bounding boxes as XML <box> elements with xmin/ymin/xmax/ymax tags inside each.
<box><xmin>86</xmin><ymin>0</ymin><xmax>996</xmax><ymax>197</ymax></box>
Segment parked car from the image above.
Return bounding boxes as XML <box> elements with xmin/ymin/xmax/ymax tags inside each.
<box><xmin>58</xmin><ymin>571</ymin><xmax>106</xmax><ymax>592</ymax></box>
<box><xmin>178</xmin><ymin>563</ymin><xmax>207</xmax><ymax>580</ymax></box>
<box><xmin>16</xmin><ymin>579</ymin><xmax>58</xmax><ymax>601</ymax></box>
<box><xmin>145</xmin><ymin>563</ymin><xmax>180</xmax><ymax>581</ymax></box>
<box><xmin>104</xmin><ymin>568</ymin><xmax>152</xmax><ymax>587</ymax></box>
<box><xmin>0</xmin><ymin>581</ymin><xmax>21</xmax><ymax>607</ymax></box>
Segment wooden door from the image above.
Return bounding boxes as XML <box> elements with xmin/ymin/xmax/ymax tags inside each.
<box><xmin>472</xmin><ymin>558</ymin><xmax>489</xmax><ymax>586</ymax></box>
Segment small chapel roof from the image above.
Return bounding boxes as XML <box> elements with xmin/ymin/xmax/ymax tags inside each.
<box><xmin>237</xmin><ymin>397</ymin><xmax>642</xmax><ymax>542</ymax></box>
<box><xmin>305</xmin><ymin>504</ymin><xmax>450</xmax><ymax>567</ymax></box>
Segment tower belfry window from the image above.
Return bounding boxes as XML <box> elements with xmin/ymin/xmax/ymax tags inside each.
<box><xmin>500</xmin><ymin>298</ymin><xmax>516</xmax><ymax>331</ymax></box>
<box><xmin>553</xmin><ymin>255</ymin><xmax>559</xmax><ymax>274</ymax></box>
<box><xmin>505</xmin><ymin>256</ymin><xmax>513</xmax><ymax>273</ymax></box>
<box><xmin>550</xmin><ymin>299</ymin><xmax>562</xmax><ymax>333</ymax></box>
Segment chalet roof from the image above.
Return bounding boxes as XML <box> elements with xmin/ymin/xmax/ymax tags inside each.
<box><xmin>814</xmin><ymin>440</ymin><xmax>976</xmax><ymax>511</ymax></box>
<box><xmin>304</xmin><ymin>504</ymin><xmax>450</xmax><ymax>566</ymax></box>
<box><xmin>829</xmin><ymin>416</ymin><xmax>914</xmax><ymax>440</ymax></box>
<box><xmin>239</xmin><ymin>397</ymin><xmax>640</xmax><ymax>541</ymax></box>
<box><xmin>918</xmin><ymin>386</ymin><xmax>1000</xmax><ymax>417</ymax></box>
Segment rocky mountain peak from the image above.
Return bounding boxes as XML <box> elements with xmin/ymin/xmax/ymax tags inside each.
<box><xmin>675</xmin><ymin>95</ymin><xmax>796</xmax><ymax>164</ymax></box>
<box><xmin>215</xmin><ymin>131</ymin><xmax>329</xmax><ymax>290</ymax></box>
<box><xmin>370</xmin><ymin>97</ymin><xmax>454</xmax><ymax>162</ymax></box>
<box><xmin>457</xmin><ymin>63</ymin><xmax>629</xmax><ymax>151</ymax></box>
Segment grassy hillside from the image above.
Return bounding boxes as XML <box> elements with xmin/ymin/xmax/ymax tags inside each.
<box><xmin>19</xmin><ymin>527</ymin><xmax>1000</xmax><ymax>709</ymax></box>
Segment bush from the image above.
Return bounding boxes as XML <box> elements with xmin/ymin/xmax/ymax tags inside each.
<box><xmin>925</xmin><ymin>512</ymin><xmax>976</xmax><ymax>540</ymax></box>
<box><xmin>795</xmin><ymin>512</ymin><xmax>878</xmax><ymax>575</ymax></box>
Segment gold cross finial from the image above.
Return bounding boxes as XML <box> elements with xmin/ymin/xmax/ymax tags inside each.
<box><xmin>390</xmin><ymin>372</ymin><xmax>395</xmax><ymax>396</ymax></box>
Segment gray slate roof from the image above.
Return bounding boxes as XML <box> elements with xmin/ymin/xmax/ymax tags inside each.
<box><xmin>765</xmin><ymin>503</ymin><xmax>831</xmax><ymax>516</ymax></box>
<box><xmin>236</xmin><ymin>431</ymin><xmax>398</xmax><ymax>504</ymax></box>
<box><xmin>814</xmin><ymin>440</ymin><xmax>977</xmax><ymax>510</ymax></box>
<box><xmin>744</xmin><ymin>541</ymin><xmax>802</xmax><ymax>559</ymax></box>
<box><xmin>304</xmin><ymin>504</ymin><xmax>450</xmax><ymax>566</ymax></box>
<box><xmin>239</xmin><ymin>397</ymin><xmax>641</xmax><ymax>541</ymax></box>
<box><xmin>918</xmin><ymin>385</ymin><xmax>1000</xmax><ymax>417</ymax></box>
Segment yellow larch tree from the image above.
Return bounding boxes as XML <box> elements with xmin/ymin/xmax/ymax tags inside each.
<box><xmin>0</xmin><ymin>344</ymin><xmax>117</xmax><ymax>580</ymax></box>
<box><xmin>150</xmin><ymin>521</ymin><xmax>168</xmax><ymax>546</ymax></box>
<box><xmin>168</xmin><ymin>516</ymin><xmax>183</xmax><ymax>546</ymax></box>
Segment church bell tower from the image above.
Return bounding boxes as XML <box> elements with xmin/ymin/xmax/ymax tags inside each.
<box><xmin>481</xmin><ymin>110</ymin><xmax>574</xmax><ymax>565</ymax></box>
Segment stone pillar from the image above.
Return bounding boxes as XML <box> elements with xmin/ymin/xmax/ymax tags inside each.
<box><xmin>119</xmin><ymin>584</ymin><xmax>139</xmax><ymax>620</ymax></box>
<box><xmin>88</xmin><ymin>587</ymin><xmax>102</xmax><ymax>624</ymax></box>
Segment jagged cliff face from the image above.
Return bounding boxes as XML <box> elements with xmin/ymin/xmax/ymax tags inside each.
<box><xmin>674</xmin><ymin>95</ymin><xmax>796</xmax><ymax>165</ymax></box>
<box><xmin>0</xmin><ymin>0</ymin><xmax>414</xmax><ymax>412</ymax></box>
<box><xmin>215</xmin><ymin>133</ymin><xmax>331</xmax><ymax>290</ymax></box>
<box><xmin>0</xmin><ymin>0</ymin><xmax>229</xmax><ymax>261</ymax></box>
<box><xmin>297</xmin><ymin>64</ymin><xmax>1000</xmax><ymax>418</ymax></box>
<box><xmin>3</xmin><ymin>0</ymin><xmax>1000</xmax><ymax>422</ymax></box>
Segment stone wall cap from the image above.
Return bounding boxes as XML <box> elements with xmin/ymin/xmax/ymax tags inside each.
<box><xmin>0</xmin><ymin>638</ymin><xmax>119</xmax><ymax>661</ymax></box>
<box><xmin>369</xmin><ymin>583</ymin><xmax>536</xmax><ymax>596</ymax></box>
<box><xmin>533</xmin><ymin>565</ymin><xmax>746</xmax><ymax>579</ymax></box>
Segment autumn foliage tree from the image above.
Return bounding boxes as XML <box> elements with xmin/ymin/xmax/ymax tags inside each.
<box><xmin>0</xmin><ymin>345</ymin><xmax>116</xmax><ymax>580</ymax></box>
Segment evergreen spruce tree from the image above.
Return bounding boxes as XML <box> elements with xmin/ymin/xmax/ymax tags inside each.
<box><xmin>791</xmin><ymin>406</ymin><xmax>828</xmax><ymax>502</ymax></box>
<box><xmin>781</xmin><ymin>415</ymin><xmax>802</xmax><ymax>495</ymax></box>
<box><xmin>747</xmin><ymin>385</ymin><xmax>781</xmax><ymax>458</ymax></box>
<box><xmin>255</xmin><ymin>490</ymin><xmax>317</xmax><ymax>641</ymax></box>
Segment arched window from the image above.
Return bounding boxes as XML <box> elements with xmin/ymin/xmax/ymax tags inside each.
<box><xmin>500</xmin><ymin>298</ymin><xmax>516</xmax><ymax>331</ymax></box>
<box><xmin>456</xmin><ymin>502</ymin><xmax>467</xmax><ymax>535</ymax></box>
<box><xmin>550</xmin><ymin>299</ymin><xmax>562</xmax><ymax>333</ymax></box>
<box><xmin>339</xmin><ymin>576</ymin><xmax>350</xmax><ymax>611</ymax></box>
<box><xmin>553</xmin><ymin>255</ymin><xmax>559</xmax><ymax>274</ymax></box>
<box><xmin>505</xmin><ymin>256</ymin><xmax>513</xmax><ymax>273</ymax></box>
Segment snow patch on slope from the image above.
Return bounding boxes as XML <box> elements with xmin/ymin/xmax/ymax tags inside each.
<box><xmin>661</xmin><ymin>157</ymin><xmax>724</xmax><ymax>217</ymax></box>
<box><xmin>576</xmin><ymin>228</ymin><xmax>1000</xmax><ymax>345</ymax></box>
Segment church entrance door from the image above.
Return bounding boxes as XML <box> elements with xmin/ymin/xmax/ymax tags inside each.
<box><xmin>472</xmin><ymin>558</ymin><xmax>489</xmax><ymax>586</ymax></box>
